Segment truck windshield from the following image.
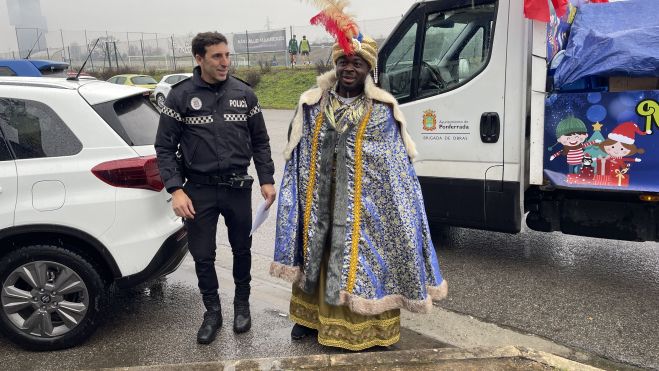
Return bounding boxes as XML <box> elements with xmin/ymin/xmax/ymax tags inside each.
<box><xmin>381</xmin><ymin>2</ymin><xmax>496</xmax><ymax>101</ymax></box>
<box><xmin>423</xmin><ymin>11</ymin><xmax>468</xmax><ymax>63</ymax></box>
<box><xmin>419</xmin><ymin>5</ymin><xmax>495</xmax><ymax>96</ymax></box>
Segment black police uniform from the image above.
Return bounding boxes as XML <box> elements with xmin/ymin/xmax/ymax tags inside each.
<box><xmin>155</xmin><ymin>66</ymin><xmax>274</xmax><ymax>316</ymax></box>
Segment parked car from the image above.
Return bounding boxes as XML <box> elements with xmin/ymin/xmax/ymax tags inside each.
<box><xmin>153</xmin><ymin>73</ymin><xmax>192</xmax><ymax>108</ymax></box>
<box><xmin>0</xmin><ymin>77</ymin><xmax>187</xmax><ymax>350</ymax></box>
<box><xmin>106</xmin><ymin>74</ymin><xmax>158</xmax><ymax>90</ymax></box>
<box><xmin>0</xmin><ymin>59</ymin><xmax>69</xmax><ymax>77</ymax></box>
<box><xmin>66</xmin><ymin>71</ymin><xmax>97</xmax><ymax>80</ymax></box>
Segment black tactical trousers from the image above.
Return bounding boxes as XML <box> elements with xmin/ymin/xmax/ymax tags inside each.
<box><xmin>184</xmin><ymin>182</ymin><xmax>252</xmax><ymax>301</ymax></box>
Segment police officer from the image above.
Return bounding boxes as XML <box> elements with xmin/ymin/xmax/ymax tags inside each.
<box><xmin>155</xmin><ymin>31</ymin><xmax>276</xmax><ymax>344</ymax></box>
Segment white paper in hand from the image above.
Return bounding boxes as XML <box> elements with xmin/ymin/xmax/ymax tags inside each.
<box><xmin>250</xmin><ymin>200</ymin><xmax>270</xmax><ymax>236</ymax></box>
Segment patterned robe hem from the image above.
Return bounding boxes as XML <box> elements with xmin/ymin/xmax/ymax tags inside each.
<box><xmin>339</xmin><ymin>280</ymin><xmax>448</xmax><ymax>315</ymax></box>
<box><xmin>290</xmin><ymin>314</ymin><xmax>401</xmax><ymax>351</ymax></box>
<box><xmin>270</xmin><ymin>262</ymin><xmax>448</xmax><ymax>315</ymax></box>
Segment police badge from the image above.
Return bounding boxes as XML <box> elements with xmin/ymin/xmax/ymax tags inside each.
<box><xmin>190</xmin><ymin>97</ymin><xmax>203</xmax><ymax>110</ymax></box>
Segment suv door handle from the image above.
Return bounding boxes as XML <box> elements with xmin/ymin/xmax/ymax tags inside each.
<box><xmin>480</xmin><ymin>112</ymin><xmax>500</xmax><ymax>143</ymax></box>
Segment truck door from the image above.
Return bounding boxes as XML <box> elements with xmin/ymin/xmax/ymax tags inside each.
<box><xmin>379</xmin><ymin>0</ymin><xmax>520</xmax><ymax>232</ymax></box>
<box><xmin>0</xmin><ymin>119</ymin><xmax>17</xmax><ymax>229</ymax></box>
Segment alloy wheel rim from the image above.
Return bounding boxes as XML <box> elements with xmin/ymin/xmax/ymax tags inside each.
<box><xmin>1</xmin><ymin>261</ymin><xmax>89</xmax><ymax>338</ymax></box>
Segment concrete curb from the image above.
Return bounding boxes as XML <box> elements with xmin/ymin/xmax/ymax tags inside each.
<box><xmin>101</xmin><ymin>345</ymin><xmax>602</xmax><ymax>370</ymax></box>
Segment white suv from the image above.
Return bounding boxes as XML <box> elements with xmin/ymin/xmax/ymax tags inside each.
<box><xmin>153</xmin><ymin>73</ymin><xmax>192</xmax><ymax>108</ymax></box>
<box><xmin>0</xmin><ymin>77</ymin><xmax>187</xmax><ymax>350</ymax></box>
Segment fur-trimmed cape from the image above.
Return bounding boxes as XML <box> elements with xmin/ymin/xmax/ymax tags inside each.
<box><xmin>272</xmin><ymin>69</ymin><xmax>447</xmax><ymax>316</ymax></box>
<box><xmin>284</xmin><ymin>70</ymin><xmax>418</xmax><ymax>160</ymax></box>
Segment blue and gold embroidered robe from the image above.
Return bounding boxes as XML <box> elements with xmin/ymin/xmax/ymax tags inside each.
<box><xmin>271</xmin><ymin>71</ymin><xmax>447</xmax><ymax>315</ymax></box>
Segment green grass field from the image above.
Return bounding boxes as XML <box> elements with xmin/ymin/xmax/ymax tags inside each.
<box><xmin>250</xmin><ymin>68</ymin><xmax>318</xmax><ymax>110</ymax></box>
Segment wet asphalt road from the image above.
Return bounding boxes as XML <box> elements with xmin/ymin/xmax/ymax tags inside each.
<box><xmin>436</xmin><ymin>226</ymin><xmax>659</xmax><ymax>370</ymax></box>
<box><xmin>0</xmin><ymin>110</ymin><xmax>658</xmax><ymax>369</ymax></box>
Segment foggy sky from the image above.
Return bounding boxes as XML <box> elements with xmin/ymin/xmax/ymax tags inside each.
<box><xmin>0</xmin><ymin>0</ymin><xmax>418</xmax><ymax>53</ymax></box>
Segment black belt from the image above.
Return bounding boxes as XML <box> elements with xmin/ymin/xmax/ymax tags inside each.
<box><xmin>186</xmin><ymin>172</ymin><xmax>235</xmax><ymax>186</ymax></box>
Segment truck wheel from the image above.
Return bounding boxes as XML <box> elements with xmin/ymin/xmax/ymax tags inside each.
<box><xmin>0</xmin><ymin>245</ymin><xmax>107</xmax><ymax>350</ymax></box>
<box><xmin>429</xmin><ymin>223</ymin><xmax>453</xmax><ymax>249</ymax></box>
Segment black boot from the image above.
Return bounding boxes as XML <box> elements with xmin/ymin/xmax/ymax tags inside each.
<box><xmin>233</xmin><ymin>300</ymin><xmax>251</xmax><ymax>333</ymax></box>
<box><xmin>291</xmin><ymin>323</ymin><xmax>316</xmax><ymax>340</ymax></box>
<box><xmin>197</xmin><ymin>294</ymin><xmax>222</xmax><ymax>344</ymax></box>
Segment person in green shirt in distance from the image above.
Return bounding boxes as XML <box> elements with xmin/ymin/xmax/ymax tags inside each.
<box><xmin>288</xmin><ymin>35</ymin><xmax>299</xmax><ymax>67</ymax></box>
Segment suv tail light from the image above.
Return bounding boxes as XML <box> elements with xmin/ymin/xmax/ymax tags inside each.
<box><xmin>92</xmin><ymin>155</ymin><xmax>164</xmax><ymax>192</ymax></box>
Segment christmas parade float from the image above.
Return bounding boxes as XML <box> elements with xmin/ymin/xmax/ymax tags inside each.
<box><xmin>542</xmin><ymin>0</ymin><xmax>659</xmax><ymax>192</ymax></box>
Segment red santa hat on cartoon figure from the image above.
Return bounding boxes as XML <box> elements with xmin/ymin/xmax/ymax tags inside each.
<box><xmin>607</xmin><ymin>121</ymin><xmax>650</xmax><ymax>145</ymax></box>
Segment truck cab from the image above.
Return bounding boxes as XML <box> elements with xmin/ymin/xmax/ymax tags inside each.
<box><xmin>379</xmin><ymin>0</ymin><xmax>528</xmax><ymax>234</ymax></box>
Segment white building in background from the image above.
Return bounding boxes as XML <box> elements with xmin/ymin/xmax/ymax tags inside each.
<box><xmin>7</xmin><ymin>0</ymin><xmax>48</xmax><ymax>58</ymax></box>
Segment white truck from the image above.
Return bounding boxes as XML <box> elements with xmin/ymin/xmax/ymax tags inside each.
<box><xmin>377</xmin><ymin>0</ymin><xmax>659</xmax><ymax>241</ymax></box>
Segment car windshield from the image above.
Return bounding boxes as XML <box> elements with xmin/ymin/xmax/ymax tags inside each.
<box><xmin>132</xmin><ymin>76</ymin><xmax>157</xmax><ymax>85</ymax></box>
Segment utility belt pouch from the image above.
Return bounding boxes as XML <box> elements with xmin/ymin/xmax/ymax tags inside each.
<box><xmin>228</xmin><ymin>174</ymin><xmax>254</xmax><ymax>189</ymax></box>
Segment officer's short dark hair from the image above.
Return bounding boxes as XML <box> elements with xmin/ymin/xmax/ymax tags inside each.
<box><xmin>191</xmin><ymin>32</ymin><xmax>228</xmax><ymax>58</ymax></box>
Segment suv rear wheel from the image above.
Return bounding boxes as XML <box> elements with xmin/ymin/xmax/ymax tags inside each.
<box><xmin>0</xmin><ymin>245</ymin><xmax>106</xmax><ymax>350</ymax></box>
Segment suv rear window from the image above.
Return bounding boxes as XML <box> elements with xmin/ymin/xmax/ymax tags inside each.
<box><xmin>0</xmin><ymin>98</ymin><xmax>82</xmax><ymax>159</ymax></box>
<box><xmin>93</xmin><ymin>94</ymin><xmax>159</xmax><ymax>146</ymax></box>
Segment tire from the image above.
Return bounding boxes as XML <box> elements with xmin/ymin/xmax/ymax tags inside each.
<box><xmin>0</xmin><ymin>245</ymin><xmax>107</xmax><ymax>351</ymax></box>
<box><xmin>156</xmin><ymin>93</ymin><xmax>166</xmax><ymax>108</ymax></box>
<box><xmin>429</xmin><ymin>222</ymin><xmax>453</xmax><ymax>249</ymax></box>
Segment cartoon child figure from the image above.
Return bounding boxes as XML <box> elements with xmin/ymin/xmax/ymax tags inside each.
<box><xmin>549</xmin><ymin>117</ymin><xmax>599</xmax><ymax>174</ymax></box>
<box><xmin>580</xmin><ymin>153</ymin><xmax>595</xmax><ymax>179</ymax></box>
<box><xmin>594</xmin><ymin>121</ymin><xmax>647</xmax><ymax>176</ymax></box>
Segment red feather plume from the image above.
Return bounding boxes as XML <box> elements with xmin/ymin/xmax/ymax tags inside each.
<box><xmin>310</xmin><ymin>12</ymin><xmax>355</xmax><ymax>55</ymax></box>
<box><xmin>306</xmin><ymin>0</ymin><xmax>359</xmax><ymax>56</ymax></box>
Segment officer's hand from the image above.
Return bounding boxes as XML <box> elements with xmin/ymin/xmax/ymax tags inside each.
<box><xmin>172</xmin><ymin>189</ymin><xmax>196</xmax><ymax>219</ymax></box>
<box><xmin>261</xmin><ymin>184</ymin><xmax>276</xmax><ymax>210</ymax></box>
